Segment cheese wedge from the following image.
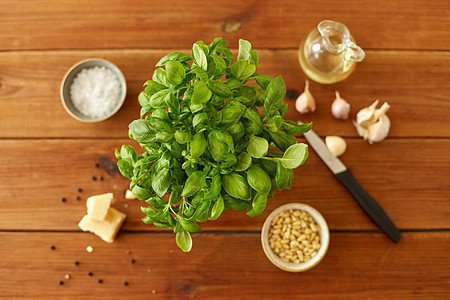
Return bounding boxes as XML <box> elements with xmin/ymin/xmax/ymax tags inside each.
<box><xmin>86</xmin><ymin>193</ymin><xmax>114</xmax><ymax>221</ymax></box>
<box><xmin>125</xmin><ymin>189</ymin><xmax>136</xmax><ymax>200</ymax></box>
<box><xmin>78</xmin><ymin>207</ymin><xmax>126</xmax><ymax>243</ymax></box>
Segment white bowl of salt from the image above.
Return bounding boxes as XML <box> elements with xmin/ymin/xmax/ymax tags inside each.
<box><xmin>60</xmin><ymin>59</ymin><xmax>127</xmax><ymax>122</ymax></box>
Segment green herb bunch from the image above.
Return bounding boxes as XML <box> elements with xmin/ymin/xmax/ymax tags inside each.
<box><xmin>115</xmin><ymin>38</ymin><xmax>312</xmax><ymax>252</ymax></box>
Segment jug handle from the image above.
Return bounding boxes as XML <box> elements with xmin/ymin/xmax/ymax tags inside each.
<box><xmin>344</xmin><ymin>42</ymin><xmax>365</xmax><ymax>62</ymax></box>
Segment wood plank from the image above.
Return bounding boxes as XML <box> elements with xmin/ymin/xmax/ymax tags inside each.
<box><xmin>0</xmin><ymin>0</ymin><xmax>449</xmax><ymax>51</ymax></box>
<box><xmin>1</xmin><ymin>138</ymin><xmax>448</xmax><ymax>231</ymax></box>
<box><xmin>0</xmin><ymin>49</ymin><xmax>449</xmax><ymax>138</ymax></box>
<box><xmin>0</xmin><ymin>232</ymin><xmax>448</xmax><ymax>299</ymax></box>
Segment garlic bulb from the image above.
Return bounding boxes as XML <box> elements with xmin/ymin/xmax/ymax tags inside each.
<box><xmin>325</xmin><ymin>136</ymin><xmax>347</xmax><ymax>157</ymax></box>
<box><xmin>354</xmin><ymin>100</ymin><xmax>391</xmax><ymax>143</ymax></box>
<box><xmin>295</xmin><ymin>80</ymin><xmax>316</xmax><ymax>114</ymax></box>
<box><xmin>331</xmin><ymin>91</ymin><xmax>350</xmax><ymax>120</ymax></box>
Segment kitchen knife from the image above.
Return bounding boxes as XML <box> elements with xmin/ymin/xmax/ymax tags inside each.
<box><xmin>302</xmin><ymin>127</ymin><xmax>401</xmax><ymax>243</ymax></box>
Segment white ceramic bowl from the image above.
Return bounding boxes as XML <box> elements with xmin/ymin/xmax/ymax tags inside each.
<box><xmin>60</xmin><ymin>58</ymin><xmax>127</xmax><ymax>123</ymax></box>
<box><xmin>261</xmin><ymin>203</ymin><xmax>330</xmax><ymax>272</ymax></box>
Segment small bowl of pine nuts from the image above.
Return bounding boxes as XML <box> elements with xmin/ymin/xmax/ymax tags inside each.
<box><xmin>261</xmin><ymin>203</ymin><xmax>330</xmax><ymax>272</ymax></box>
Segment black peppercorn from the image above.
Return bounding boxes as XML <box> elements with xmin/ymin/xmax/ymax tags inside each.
<box><xmin>50</xmin><ymin>245</ymin><xmax>55</xmax><ymax>250</ymax></box>
<box><xmin>60</xmin><ymin>197</ymin><xmax>66</xmax><ymax>203</ymax></box>
<box><xmin>88</xmin><ymin>272</ymin><xmax>93</xmax><ymax>276</ymax></box>
<box><xmin>74</xmin><ymin>261</ymin><xmax>79</xmax><ymax>266</ymax></box>
<box><xmin>98</xmin><ymin>279</ymin><xmax>103</xmax><ymax>284</ymax></box>
<box><xmin>58</xmin><ymin>281</ymin><xmax>63</xmax><ymax>285</ymax></box>
<box><xmin>123</xmin><ymin>281</ymin><xmax>128</xmax><ymax>286</ymax></box>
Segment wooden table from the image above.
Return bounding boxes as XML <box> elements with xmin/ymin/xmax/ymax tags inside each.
<box><xmin>1</xmin><ymin>1</ymin><xmax>449</xmax><ymax>298</ymax></box>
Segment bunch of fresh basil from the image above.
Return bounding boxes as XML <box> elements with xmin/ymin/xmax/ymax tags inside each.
<box><xmin>115</xmin><ymin>38</ymin><xmax>312</xmax><ymax>252</ymax></box>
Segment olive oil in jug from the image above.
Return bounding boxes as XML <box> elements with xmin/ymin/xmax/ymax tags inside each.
<box><xmin>298</xmin><ymin>20</ymin><xmax>365</xmax><ymax>84</ymax></box>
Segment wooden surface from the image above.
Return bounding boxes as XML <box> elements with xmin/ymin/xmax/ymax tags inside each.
<box><xmin>0</xmin><ymin>0</ymin><xmax>449</xmax><ymax>299</ymax></box>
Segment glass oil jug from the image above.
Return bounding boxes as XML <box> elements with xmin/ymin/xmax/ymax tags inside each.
<box><xmin>298</xmin><ymin>20</ymin><xmax>365</xmax><ymax>84</ymax></box>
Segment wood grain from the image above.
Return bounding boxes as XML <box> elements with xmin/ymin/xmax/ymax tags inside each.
<box><xmin>0</xmin><ymin>0</ymin><xmax>449</xmax><ymax>51</ymax></box>
<box><xmin>1</xmin><ymin>138</ymin><xmax>448</xmax><ymax>231</ymax></box>
<box><xmin>0</xmin><ymin>50</ymin><xmax>449</xmax><ymax>138</ymax></box>
<box><xmin>0</xmin><ymin>232</ymin><xmax>448</xmax><ymax>299</ymax></box>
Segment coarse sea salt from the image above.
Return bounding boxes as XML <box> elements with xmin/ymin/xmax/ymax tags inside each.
<box><xmin>70</xmin><ymin>66</ymin><xmax>121</xmax><ymax>119</ymax></box>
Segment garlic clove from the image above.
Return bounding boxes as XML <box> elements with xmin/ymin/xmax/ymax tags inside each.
<box><xmin>295</xmin><ymin>80</ymin><xmax>316</xmax><ymax>114</ymax></box>
<box><xmin>331</xmin><ymin>91</ymin><xmax>351</xmax><ymax>120</ymax></box>
<box><xmin>325</xmin><ymin>136</ymin><xmax>347</xmax><ymax>157</ymax></box>
<box><xmin>355</xmin><ymin>99</ymin><xmax>379</xmax><ymax>127</ymax></box>
<box><xmin>354</xmin><ymin>100</ymin><xmax>391</xmax><ymax>143</ymax></box>
<box><xmin>367</xmin><ymin>114</ymin><xmax>391</xmax><ymax>143</ymax></box>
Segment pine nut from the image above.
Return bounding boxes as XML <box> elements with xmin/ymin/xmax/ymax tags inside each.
<box><xmin>268</xmin><ymin>209</ymin><xmax>321</xmax><ymax>264</ymax></box>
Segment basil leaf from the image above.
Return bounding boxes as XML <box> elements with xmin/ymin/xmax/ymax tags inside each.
<box><xmin>237</xmin><ymin>39</ymin><xmax>252</xmax><ymax>61</ymax></box>
<box><xmin>120</xmin><ymin>145</ymin><xmax>138</xmax><ymax>164</ymax></box>
<box><xmin>282</xmin><ymin>120</ymin><xmax>312</xmax><ymax>134</ymax></box>
<box><xmin>210</xmin><ymin>54</ymin><xmax>227</xmax><ymax>78</ymax></box>
<box><xmin>242</xmin><ymin>109</ymin><xmax>263</xmax><ymax>135</ymax></box>
<box><xmin>277</xmin><ymin>143</ymin><xmax>309</xmax><ymax>169</ymax></box>
<box><xmin>223</xmin><ymin>172</ymin><xmax>251</xmax><ymax>200</ymax></box>
<box><xmin>152</xmin><ymin>68</ymin><xmax>168</xmax><ymax>86</ymax></box>
<box><xmin>190</xmin><ymin>132</ymin><xmax>207</xmax><ymax>158</ymax></box>
<box><xmin>209</xmin><ymin>196</ymin><xmax>224</xmax><ymax>220</ymax></box>
<box><xmin>279</xmin><ymin>103</ymin><xmax>288</xmax><ymax>117</ymax></box>
<box><xmin>264</xmin><ymin>76</ymin><xmax>286</xmax><ymax>116</ymax></box>
<box><xmin>189</xmin><ymin>67</ymin><xmax>208</xmax><ymax>82</ymax></box>
<box><xmin>204</xmin><ymin>174</ymin><xmax>222</xmax><ymax>199</ymax></box>
<box><xmin>149</xmin><ymin>89</ymin><xmax>171</xmax><ymax>108</ymax></box>
<box><xmin>226</xmin><ymin>122</ymin><xmax>245</xmax><ymax>143</ymax></box>
<box><xmin>220</xmin><ymin>105</ymin><xmax>244</xmax><ymax>127</ymax></box>
<box><xmin>250</xmin><ymin>50</ymin><xmax>259</xmax><ymax>67</ymax></box>
<box><xmin>155</xmin><ymin>132</ymin><xmax>173</xmax><ymax>143</ymax></box>
<box><xmin>191</xmin><ymin>81</ymin><xmax>212</xmax><ymax>105</ymax></box>
<box><xmin>247</xmin><ymin>193</ymin><xmax>267</xmax><ymax>217</ymax></box>
<box><xmin>260</xmin><ymin>158</ymin><xmax>277</xmax><ymax>175</ymax></box>
<box><xmin>152</xmin><ymin>167</ymin><xmax>171</xmax><ymax>197</ymax></box>
<box><xmin>129</xmin><ymin>119</ymin><xmax>156</xmax><ymax>143</ymax></box>
<box><xmin>275</xmin><ymin>162</ymin><xmax>289</xmax><ymax>191</ymax></box>
<box><xmin>191</xmin><ymin>200</ymin><xmax>211</xmax><ymax>221</ymax></box>
<box><xmin>208</xmin><ymin>81</ymin><xmax>232</xmax><ymax>98</ymax></box>
<box><xmin>208</xmin><ymin>129</ymin><xmax>234</xmax><ymax>162</ymax></box>
<box><xmin>267</xmin><ymin>116</ymin><xmax>283</xmax><ymax>133</ymax></box>
<box><xmin>234</xmin><ymin>152</ymin><xmax>252</xmax><ymax>172</ymax></box>
<box><xmin>247</xmin><ymin>165</ymin><xmax>271</xmax><ymax>194</ymax></box>
<box><xmin>223</xmin><ymin>194</ymin><xmax>250</xmax><ymax>211</ymax></box>
<box><xmin>117</xmin><ymin>159</ymin><xmax>133</xmax><ymax>179</ymax></box>
<box><xmin>230</xmin><ymin>60</ymin><xmax>256</xmax><ymax>82</ymax></box>
<box><xmin>131</xmin><ymin>185</ymin><xmax>153</xmax><ymax>200</ymax></box>
<box><xmin>177</xmin><ymin>216</ymin><xmax>202</xmax><ymax>232</ymax></box>
<box><xmin>151</xmin><ymin>108</ymin><xmax>169</xmax><ymax>120</ymax></box>
<box><xmin>156</xmin><ymin>52</ymin><xmax>192</xmax><ymax>67</ymax></box>
<box><xmin>176</xmin><ymin>231</ymin><xmax>193</xmax><ymax>252</ymax></box>
<box><xmin>253</xmin><ymin>74</ymin><xmax>273</xmax><ymax>91</ymax></box>
<box><xmin>165</xmin><ymin>61</ymin><xmax>186</xmax><ymax>86</ymax></box>
<box><xmin>225</xmin><ymin>78</ymin><xmax>242</xmax><ymax>91</ymax></box>
<box><xmin>268</xmin><ymin>129</ymin><xmax>297</xmax><ymax>152</ymax></box>
<box><xmin>143</xmin><ymin>80</ymin><xmax>167</xmax><ymax>95</ymax></box>
<box><xmin>192</xmin><ymin>43</ymin><xmax>207</xmax><ymax>71</ymax></box>
<box><xmin>174</xmin><ymin>130</ymin><xmax>192</xmax><ymax>144</ymax></box>
<box><xmin>209</xmin><ymin>37</ymin><xmax>227</xmax><ymax>53</ymax></box>
<box><xmin>181</xmin><ymin>170</ymin><xmax>207</xmax><ymax>197</ymax></box>
<box><xmin>247</xmin><ymin>135</ymin><xmax>269</xmax><ymax>158</ymax></box>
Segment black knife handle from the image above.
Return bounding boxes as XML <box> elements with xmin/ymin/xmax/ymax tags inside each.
<box><xmin>335</xmin><ymin>169</ymin><xmax>401</xmax><ymax>243</ymax></box>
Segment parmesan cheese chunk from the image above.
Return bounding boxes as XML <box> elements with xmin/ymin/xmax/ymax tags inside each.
<box><xmin>124</xmin><ymin>189</ymin><xmax>136</xmax><ymax>200</ymax></box>
<box><xmin>86</xmin><ymin>193</ymin><xmax>114</xmax><ymax>221</ymax></box>
<box><xmin>78</xmin><ymin>208</ymin><xmax>126</xmax><ymax>243</ymax></box>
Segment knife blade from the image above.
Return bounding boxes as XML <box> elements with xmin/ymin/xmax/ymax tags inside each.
<box><xmin>302</xmin><ymin>127</ymin><xmax>401</xmax><ymax>243</ymax></box>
